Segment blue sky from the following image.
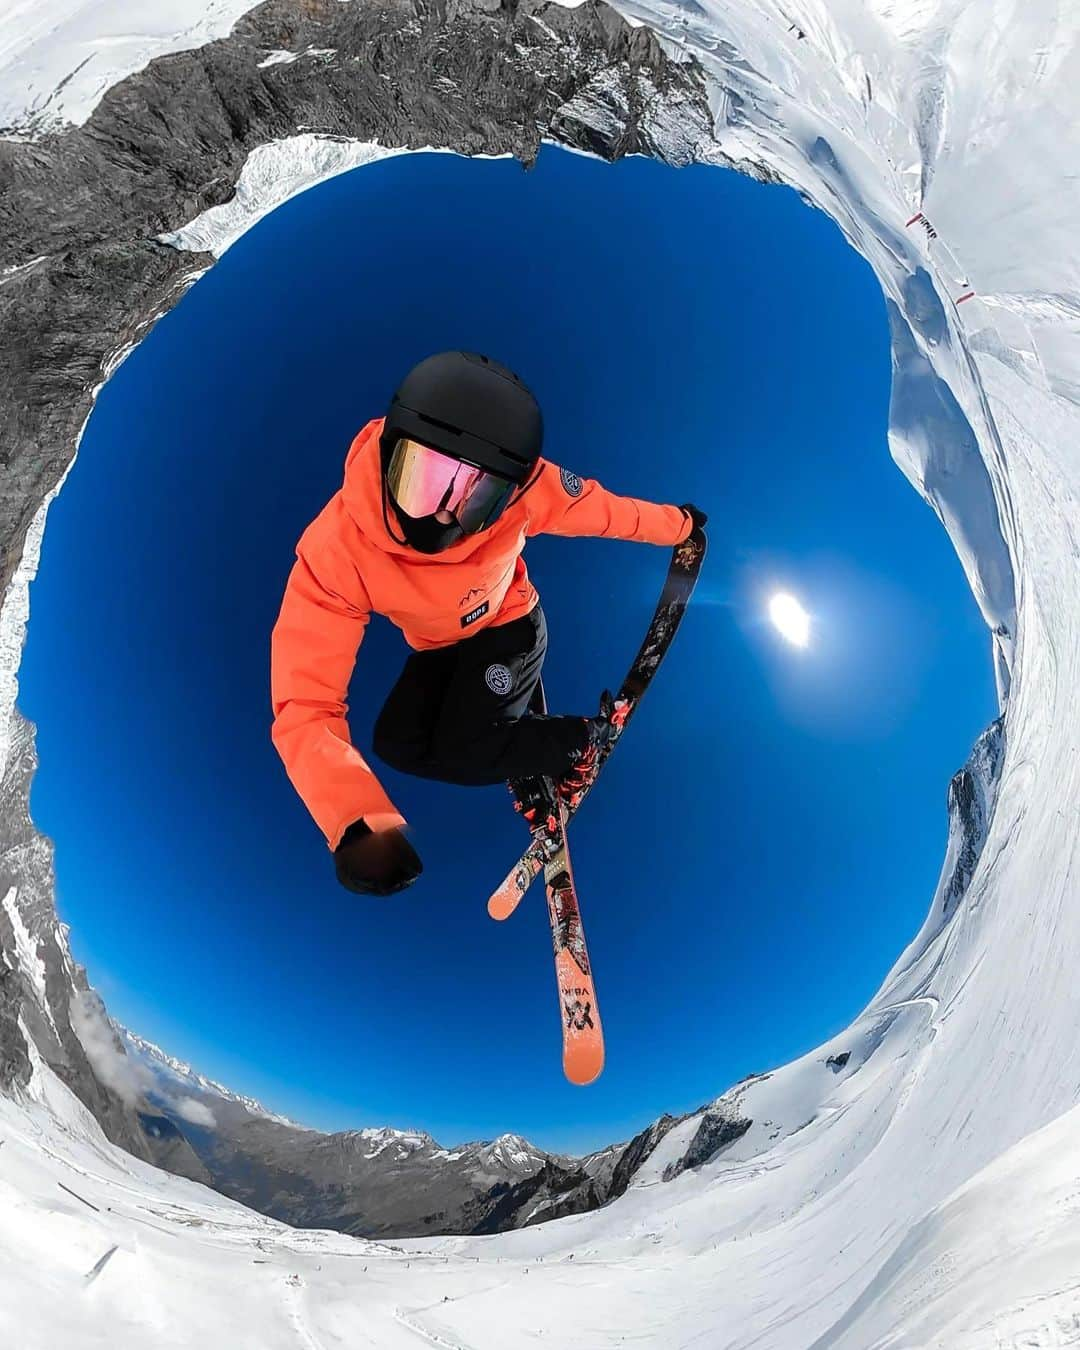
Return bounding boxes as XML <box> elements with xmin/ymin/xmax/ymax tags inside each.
<box><xmin>20</xmin><ymin>146</ymin><xmax>997</xmax><ymax>1155</ymax></box>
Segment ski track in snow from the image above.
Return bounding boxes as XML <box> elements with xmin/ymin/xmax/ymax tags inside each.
<box><xmin>394</xmin><ymin>1305</ymin><xmax>475</xmax><ymax>1350</ymax></box>
<box><xmin>2</xmin><ymin>0</ymin><xmax>1080</xmax><ymax>1346</ymax></box>
<box><xmin>284</xmin><ymin>1277</ymin><xmax>328</xmax><ymax>1350</ymax></box>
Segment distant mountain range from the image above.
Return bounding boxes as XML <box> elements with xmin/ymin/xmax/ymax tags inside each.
<box><xmin>121</xmin><ymin>1028</ymin><xmax>751</xmax><ymax>1238</ymax></box>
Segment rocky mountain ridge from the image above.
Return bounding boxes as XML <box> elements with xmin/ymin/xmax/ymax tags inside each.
<box><xmin>124</xmin><ymin>1026</ymin><xmax>753</xmax><ymax>1237</ymax></box>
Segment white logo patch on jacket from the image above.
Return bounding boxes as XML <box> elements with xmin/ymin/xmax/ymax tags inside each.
<box><xmin>560</xmin><ymin>467</ymin><xmax>584</xmax><ymax>497</ymax></box>
<box><xmin>485</xmin><ymin>663</ymin><xmax>513</xmax><ymax>696</ymax></box>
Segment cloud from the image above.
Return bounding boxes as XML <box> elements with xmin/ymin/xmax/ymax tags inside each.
<box><xmin>69</xmin><ymin>992</ymin><xmax>216</xmax><ymax>1129</ymax></box>
<box><xmin>70</xmin><ymin>990</ymin><xmax>146</xmax><ymax>1104</ymax></box>
<box><xmin>170</xmin><ymin>1096</ymin><xmax>217</xmax><ymax>1128</ymax></box>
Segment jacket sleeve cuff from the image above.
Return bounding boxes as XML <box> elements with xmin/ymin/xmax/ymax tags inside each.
<box><xmin>328</xmin><ymin>809</ymin><xmax>407</xmax><ymax>852</ymax></box>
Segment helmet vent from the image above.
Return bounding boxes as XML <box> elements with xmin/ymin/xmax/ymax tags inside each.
<box><xmin>415</xmin><ymin>413</ymin><xmax>462</xmax><ymax>439</ymax></box>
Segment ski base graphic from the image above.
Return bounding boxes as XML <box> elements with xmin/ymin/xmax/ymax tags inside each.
<box><xmin>546</xmin><ymin>812</ymin><xmax>604</xmax><ymax>1086</ymax></box>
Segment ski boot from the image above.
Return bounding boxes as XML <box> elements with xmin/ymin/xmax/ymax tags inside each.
<box><xmin>509</xmin><ymin>774</ymin><xmax>560</xmax><ymax>838</ymax></box>
<box><xmin>556</xmin><ymin>690</ymin><xmax>630</xmax><ymax>812</ymax></box>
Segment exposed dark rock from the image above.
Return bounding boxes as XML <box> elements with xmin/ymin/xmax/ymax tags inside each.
<box><xmin>137</xmin><ymin>1112</ymin><xmax>215</xmax><ymax>1185</ymax></box>
<box><xmin>471</xmin><ymin>1159</ymin><xmax>604</xmax><ymax>1234</ymax></box>
<box><xmin>608</xmin><ymin>1112</ymin><xmax>681</xmax><ymax>1200</ymax></box>
<box><xmin>0</xmin><ymin>963</ymin><xmax>31</xmax><ymax>1092</ymax></box>
<box><xmin>826</xmin><ymin>1051</ymin><xmax>850</xmax><ymax>1072</ymax></box>
<box><xmin>662</xmin><ymin>1108</ymin><xmax>752</xmax><ymax>1180</ymax></box>
<box><xmin>941</xmin><ymin>717</ymin><xmax>1005</xmax><ymax>918</ymax></box>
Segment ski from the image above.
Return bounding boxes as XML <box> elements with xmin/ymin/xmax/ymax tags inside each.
<box><xmin>489</xmin><ymin>527</ymin><xmax>707</xmax><ymax>922</ymax></box>
<box><xmin>506</xmin><ymin>689</ymin><xmax>604</xmax><ymax>1083</ymax></box>
<box><xmin>544</xmin><ymin>797</ymin><xmax>604</xmax><ymax>1085</ymax></box>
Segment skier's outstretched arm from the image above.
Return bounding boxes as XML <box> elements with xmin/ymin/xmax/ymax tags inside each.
<box><xmin>270</xmin><ymin>529</ymin><xmax>406</xmax><ymax>853</ymax></box>
<box><xmin>524</xmin><ymin>459</ymin><xmax>697</xmax><ymax>546</ymax></box>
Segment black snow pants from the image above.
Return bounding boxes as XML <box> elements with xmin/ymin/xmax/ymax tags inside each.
<box><xmin>372</xmin><ymin>605</ymin><xmax>589</xmax><ymax>786</ymax></box>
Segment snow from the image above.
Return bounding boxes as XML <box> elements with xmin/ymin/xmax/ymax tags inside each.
<box><xmin>1</xmin><ymin>887</ymin><xmax>55</xmax><ymax>1038</ymax></box>
<box><xmin>256</xmin><ymin>50</ymin><xmax>299</xmax><ymax>69</ymax></box>
<box><xmin>4</xmin><ymin>0</ymin><xmax>1080</xmax><ymax>1345</ymax></box>
<box><xmin>474</xmin><ymin>1133</ymin><xmax>543</xmax><ymax>1171</ymax></box>
<box><xmin>5</xmin><ymin>1056</ymin><xmax>1080</xmax><ymax>1348</ymax></box>
<box><xmin>0</xmin><ymin>483</ymin><xmax>68</xmax><ymax>784</ymax></box>
<box><xmin>350</xmin><ymin>1126</ymin><xmax>437</xmax><ymax>1159</ymax></box>
<box><xmin>0</xmin><ymin>0</ymin><xmax>264</xmax><ymax>138</ymax></box>
<box><xmin>255</xmin><ymin>47</ymin><xmax>338</xmax><ymax>68</ymax></box>
<box><xmin>157</xmin><ymin>138</ymin><xmax>465</xmax><ymax>258</ymax></box>
<box><xmin>0</xmin><ymin>254</ymin><xmax>48</xmax><ymax>283</ymax></box>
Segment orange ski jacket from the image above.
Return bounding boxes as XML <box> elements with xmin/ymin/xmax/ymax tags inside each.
<box><xmin>270</xmin><ymin>418</ymin><xmax>693</xmax><ymax>851</ymax></box>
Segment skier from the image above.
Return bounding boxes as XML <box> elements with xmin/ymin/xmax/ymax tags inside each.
<box><xmin>270</xmin><ymin>351</ymin><xmax>706</xmax><ymax>897</ymax></box>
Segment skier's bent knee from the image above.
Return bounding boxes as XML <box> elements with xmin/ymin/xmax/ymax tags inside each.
<box><xmin>429</xmin><ymin>721</ymin><xmax>511</xmax><ymax>783</ymax></box>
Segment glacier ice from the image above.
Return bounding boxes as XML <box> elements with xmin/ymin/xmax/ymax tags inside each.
<box><xmin>1</xmin><ymin>0</ymin><xmax>1079</xmax><ymax>1345</ymax></box>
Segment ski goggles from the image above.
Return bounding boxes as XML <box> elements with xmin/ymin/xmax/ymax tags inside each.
<box><xmin>385</xmin><ymin>437</ymin><xmax>518</xmax><ymax>534</ymax></box>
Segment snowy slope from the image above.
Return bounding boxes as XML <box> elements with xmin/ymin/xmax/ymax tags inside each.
<box><xmin>0</xmin><ymin>0</ymin><xmax>262</xmax><ymax>138</ymax></box>
<box><xmin>2</xmin><ymin>0</ymin><xmax>1080</xmax><ymax>1345</ymax></box>
<box><xmin>5</xmin><ymin>1043</ymin><xmax>1080</xmax><ymax>1349</ymax></box>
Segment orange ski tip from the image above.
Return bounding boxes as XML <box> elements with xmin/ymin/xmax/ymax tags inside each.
<box><xmin>564</xmin><ymin>1041</ymin><xmax>605</xmax><ymax>1087</ymax></box>
<box><xmin>488</xmin><ymin>871</ymin><xmax>528</xmax><ymax>920</ymax></box>
<box><xmin>555</xmin><ymin>950</ymin><xmax>603</xmax><ymax>1085</ymax></box>
<box><xmin>487</xmin><ymin>887</ymin><xmax>517</xmax><ymax>921</ymax></box>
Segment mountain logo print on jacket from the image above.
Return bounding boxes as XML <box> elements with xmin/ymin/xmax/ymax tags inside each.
<box><xmin>560</xmin><ymin>468</ymin><xmax>583</xmax><ymax>497</ymax></box>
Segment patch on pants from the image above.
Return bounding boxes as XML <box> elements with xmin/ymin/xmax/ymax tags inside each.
<box><xmin>484</xmin><ymin>663</ymin><xmax>514</xmax><ymax>695</ymax></box>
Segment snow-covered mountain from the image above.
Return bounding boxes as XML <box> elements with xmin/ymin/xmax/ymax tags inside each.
<box><xmin>124</xmin><ymin>1028</ymin><xmax>579</xmax><ymax>1236</ymax></box>
<box><xmin>0</xmin><ymin>707</ymin><xmax>211</xmax><ymax>1186</ymax></box>
<box><xmin>2</xmin><ymin>0</ymin><xmax>1080</xmax><ymax>1345</ymax></box>
<box><xmin>120</xmin><ymin>1029</ymin><xmax>303</xmax><ymax>1127</ymax></box>
<box><xmin>122</xmin><ymin>1026</ymin><xmax>751</xmax><ymax>1237</ymax></box>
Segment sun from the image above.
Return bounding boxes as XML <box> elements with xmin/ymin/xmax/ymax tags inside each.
<box><xmin>768</xmin><ymin>591</ymin><xmax>810</xmax><ymax>648</ymax></box>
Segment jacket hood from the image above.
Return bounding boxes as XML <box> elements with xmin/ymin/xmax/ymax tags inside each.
<box><xmin>341</xmin><ymin>418</ymin><xmax>522</xmax><ymax>564</ymax></box>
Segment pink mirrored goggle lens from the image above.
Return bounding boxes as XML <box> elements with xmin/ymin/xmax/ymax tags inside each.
<box><xmin>386</xmin><ymin>438</ymin><xmax>514</xmax><ymax>532</ymax></box>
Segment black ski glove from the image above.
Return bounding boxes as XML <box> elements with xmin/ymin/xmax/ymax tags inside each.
<box><xmin>334</xmin><ymin>819</ymin><xmax>423</xmax><ymax>896</ymax></box>
<box><xmin>680</xmin><ymin>503</ymin><xmax>708</xmax><ymax>532</ymax></box>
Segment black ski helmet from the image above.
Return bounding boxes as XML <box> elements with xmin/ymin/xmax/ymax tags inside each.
<box><xmin>381</xmin><ymin>351</ymin><xmax>543</xmax><ymax>485</ymax></box>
